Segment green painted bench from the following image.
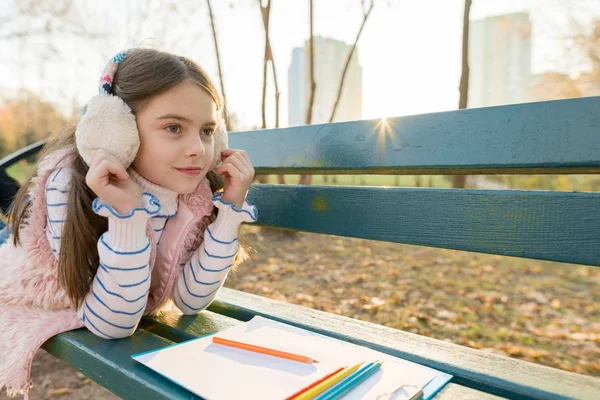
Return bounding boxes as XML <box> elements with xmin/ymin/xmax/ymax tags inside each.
<box><xmin>2</xmin><ymin>96</ymin><xmax>600</xmax><ymax>399</ymax></box>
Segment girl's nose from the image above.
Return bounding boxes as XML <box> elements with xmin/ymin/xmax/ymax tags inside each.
<box><xmin>185</xmin><ymin>135</ymin><xmax>206</xmax><ymax>158</ymax></box>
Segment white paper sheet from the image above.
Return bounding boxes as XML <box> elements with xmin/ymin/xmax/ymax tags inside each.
<box><xmin>133</xmin><ymin>316</ymin><xmax>449</xmax><ymax>400</ymax></box>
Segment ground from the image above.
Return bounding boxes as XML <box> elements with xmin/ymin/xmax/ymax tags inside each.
<box><xmin>2</xmin><ymin>226</ymin><xmax>598</xmax><ymax>399</ymax></box>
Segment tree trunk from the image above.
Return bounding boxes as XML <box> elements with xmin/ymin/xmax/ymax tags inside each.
<box><xmin>299</xmin><ymin>0</ymin><xmax>316</xmax><ymax>185</ymax></box>
<box><xmin>259</xmin><ymin>1</ymin><xmax>270</xmax><ymax>130</ymax></box>
<box><xmin>452</xmin><ymin>0</ymin><xmax>472</xmax><ymax>189</ymax></box>
<box><xmin>257</xmin><ymin>0</ymin><xmax>284</xmax><ymax>185</ymax></box>
<box><xmin>305</xmin><ymin>0</ymin><xmax>316</xmax><ymax>126</ymax></box>
<box><xmin>329</xmin><ymin>0</ymin><xmax>374</xmax><ymax>123</ymax></box>
<box><xmin>206</xmin><ymin>0</ymin><xmax>230</xmax><ymax>130</ymax></box>
<box><xmin>269</xmin><ymin>42</ymin><xmax>280</xmax><ymax>129</ymax></box>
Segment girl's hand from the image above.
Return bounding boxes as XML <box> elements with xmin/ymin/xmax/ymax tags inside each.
<box><xmin>216</xmin><ymin>149</ymin><xmax>255</xmax><ymax>208</ymax></box>
<box><xmin>86</xmin><ymin>150</ymin><xmax>142</xmax><ymax>215</ymax></box>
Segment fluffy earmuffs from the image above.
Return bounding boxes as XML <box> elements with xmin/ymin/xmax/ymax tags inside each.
<box><xmin>75</xmin><ymin>49</ymin><xmax>227</xmax><ymax>170</ymax></box>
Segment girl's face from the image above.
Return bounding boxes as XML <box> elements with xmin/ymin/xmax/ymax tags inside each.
<box><xmin>133</xmin><ymin>80</ymin><xmax>217</xmax><ymax>194</ymax></box>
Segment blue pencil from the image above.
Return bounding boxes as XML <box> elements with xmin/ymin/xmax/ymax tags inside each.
<box><xmin>314</xmin><ymin>360</ymin><xmax>383</xmax><ymax>400</ymax></box>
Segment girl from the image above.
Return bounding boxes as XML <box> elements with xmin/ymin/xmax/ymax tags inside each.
<box><xmin>0</xmin><ymin>48</ymin><xmax>257</xmax><ymax>397</ymax></box>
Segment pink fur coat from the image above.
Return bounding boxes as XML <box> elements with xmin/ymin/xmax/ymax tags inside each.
<box><xmin>0</xmin><ymin>147</ymin><xmax>215</xmax><ymax>397</ymax></box>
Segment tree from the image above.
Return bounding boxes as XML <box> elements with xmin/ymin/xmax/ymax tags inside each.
<box><xmin>325</xmin><ymin>0</ymin><xmax>375</xmax><ymax>185</ymax></box>
<box><xmin>298</xmin><ymin>0</ymin><xmax>317</xmax><ymax>186</ymax></box>
<box><xmin>20</xmin><ymin>127</ymin><xmax>37</xmax><ymax>148</ymax></box>
<box><xmin>0</xmin><ymin>1</ymin><xmax>105</xmax><ymax>105</ymax></box>
<box><xmin>0</xmin><ymin>90</ymin><xmax>67</xmax><ymax>152</ymax></box>
<box><xmin>528</xmin><ymin>72</ymin><xmax>583</xmax><ymax>101</ymax></box>
<box><xmin>305</xmin><ymin>0</ymin><xmax>317</xmax><ymax>128</ymax></box>
<box><xmin>258</xmin><ymin>0</ymin><xmax>280</xmax><ymax>130</ymax></box>
<box><xmin>329</xmin><ymin>0</ymin><xmax>374</xmax><ymax>123</ymax></box>
<box><xmin>0</xmin><ymin>135</ymin><xmax>7</xmax><ymax>158</ymax></box>
<box><xmin>207</xmin><ymin>0</ymin><xmax>231</xmax><ymax>130</ymax></box>
<box><xmin>452</xmin><ymin>0</ymin><xmax>472</xmax><ymax>189</ymax></box>
<box><xmin>257</xmin><ymin>0</ymin><xmax>285</xmax><ymax>184</ymax></box>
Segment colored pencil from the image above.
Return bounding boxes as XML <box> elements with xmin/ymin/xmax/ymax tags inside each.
<box><xmin>292</xmin><ymin>363</ymin><xmax>363</xmax><ymax>400</ymax></box>
<box><xmin>211</xmin><ymin>336</ymin><xmax>318</xmax><ymax>364</ymax></box>
<box><xmin>315</xmin><ymin>360</ymin><xmax>384</xmax><ymax>400</ymax></box>
<box><xmin>284</xmin><ymin>366</ymin><xmax>345</xmax><ymax>400</ymax></box>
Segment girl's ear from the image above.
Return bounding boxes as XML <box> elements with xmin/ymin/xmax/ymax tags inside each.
<box><xmin>75</xmin><ymin>94</ymin><xmax>140</xmax><ymax>169</ymax></box>
<box><xmin>210</xmin><ymin>109</ymin><xmax>228</xmax><ymax>171</ymax></box>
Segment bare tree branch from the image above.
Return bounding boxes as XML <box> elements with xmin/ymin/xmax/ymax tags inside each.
<box><xmin>329</xmin><ymin>0</ymin><xmax>374</xmax><ymax>123</ymax></box>
<box><xmin>269</xmin><ymin>36</ymin><xmax>280</xmax><ymax>129</ymax></box>
<box><xmin>258</xmin><ymin>0</ymin><xmax>281</xmax><ymax>129</ymax></box>
<box><xmin>458</xmin><ymin>0</ymin><xmax>471</xmax><ymax>111</ymax></box>
<box><xmin>207</xmin><ymin>0</ymin><xmax>230</xmax><ymax>129</ymax></box>
<box><xmin>257</xmin><ymin>0</ymin><xmax>284</xmax><ymax>183</ymax></box>
<box><xmin>305</xmin><ymin>0</ymin><xmax>316</xmax><ymax>126</ymax></box>
<box><xmin>259</xmin><ymin>0</ymin><xmax>271</xmax><ymax>130</ymax></box>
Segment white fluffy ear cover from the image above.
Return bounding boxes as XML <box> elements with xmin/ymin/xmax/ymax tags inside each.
<box><xmin>75</xmin><ymin>94</ymin><xmax>140</xmax><ymax>168</ymax></box>
<box><xmin>211</xmin><ymin>110</ymin><xmax>229</xmax><ymax>170</ymax></box>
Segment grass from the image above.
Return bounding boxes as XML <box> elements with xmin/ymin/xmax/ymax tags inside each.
<box><xmin>6</xmin><ymin>160</ymin><xmax>35</xmax><ymax>184</ymax></box>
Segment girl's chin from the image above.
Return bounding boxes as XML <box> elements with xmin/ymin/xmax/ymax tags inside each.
<box><xmin>165</xmin><ymin>176</ymin><xmax>207</xmax><ymax>194</ymax></box>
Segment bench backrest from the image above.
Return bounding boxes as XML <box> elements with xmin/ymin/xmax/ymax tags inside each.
<box><xmin>2</xmin><ymin>97</ymin><xmax>599</xmax><ymax>266</ymax></box>
<box><xmin>0</xmin><ymin>141</ymin><xmax>41</xmax><ymax>214</ymax></box>
<box><xmin>230</xmin><ymin>97</ymin><xmax>600</xmax><ymax>267</ymax></box>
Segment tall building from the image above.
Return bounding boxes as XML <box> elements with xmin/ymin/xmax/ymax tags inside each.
<box><xmin>288</xmin><ymin>37</ymin><xmax>362</xmax><ymax>126</ymax></box>
<box><xmin>468</xmin><ymin>12</ymin><xmax>533</xmax><ymax>108</ymax></box>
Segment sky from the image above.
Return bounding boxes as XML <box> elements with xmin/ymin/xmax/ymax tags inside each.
<box><xmin>1</xmin><ymin>0</ymin><xmax>598</xmax><ymax>129</ymax></box>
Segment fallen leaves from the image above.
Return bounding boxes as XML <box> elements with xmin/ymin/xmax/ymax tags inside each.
<box><xmin>362</xmin><ymin>297</ymin><xmax>386</xmax><ymax>310</ymax></box>
<box><xmin>47</xmin><ymin>387</ymin><xmax>70</xmax><ymax>397</ymax></box>
<box><xmin>227</xmin><ymin>226</ymin><xmax>600</xmax><ymax>377</ymax></box>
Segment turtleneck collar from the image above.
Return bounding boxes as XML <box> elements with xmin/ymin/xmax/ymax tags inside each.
<box><xmin>128</xmin><ymin>168</ymin><xmax>179</xmax><ymax>216</ymax></box>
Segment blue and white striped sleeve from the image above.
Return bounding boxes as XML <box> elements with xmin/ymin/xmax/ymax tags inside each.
<box><xmin>173</xmin><ymin>193</ymin><xmax>257</xmax><ymax>315</ymax></box>
<box><xmin>45</xmin><ymin>168</ymin><xmax>70</xmax><ymax>258</ymax></box>
<box><xmin>76</xmin><ymin>193</ymin><xmax>162</xmax><ymax>339</ymax></box>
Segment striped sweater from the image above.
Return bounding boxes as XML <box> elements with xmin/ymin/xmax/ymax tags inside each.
<box><xmin>45</xmin><ymin>167</ymin><xmax>257</xmax><ymax>339</ymax></box>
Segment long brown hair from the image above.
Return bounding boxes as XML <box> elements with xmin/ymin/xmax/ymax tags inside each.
<box><xmin>9</xmin><ymin>48</ymin><xmax>225</xmax><ymax>307</ymax></box>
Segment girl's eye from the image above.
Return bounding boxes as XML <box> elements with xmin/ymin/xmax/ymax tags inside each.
<box><xmin>166</xmin><ymin>124</ymin><xmax>182</xmax><ymax>134</ymax></box>
<box><xmin>202</xmin><ymin>128</ymin><xmax>215</xmax><ymax>137</ymax></box>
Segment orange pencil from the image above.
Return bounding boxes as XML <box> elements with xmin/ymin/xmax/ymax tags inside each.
<box><xmin>284</xmin><ymin>366</ymin><xmax>345</xmax><ymax>400</ymax></box>
<box><xmin>211</xmin><ymin>336</ymin><xmax>319</xmax><ymax>364</ymax></box>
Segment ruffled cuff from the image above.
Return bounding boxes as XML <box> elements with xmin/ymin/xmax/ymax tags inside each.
<box><xmin>93</xmin><ymin>193</ymin><xmax>161</xmax><ymax>249</ymax></box>
<box><xmin>210</xmin><ymin>192</ymin><xmax>258</xmax><ymax>241</ymax></box>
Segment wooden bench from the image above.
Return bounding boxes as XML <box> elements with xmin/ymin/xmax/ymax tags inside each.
<box><xmin>2</xmin><ymin>97</ymin><xmax>600</xmax><ymax>399</ymax></box>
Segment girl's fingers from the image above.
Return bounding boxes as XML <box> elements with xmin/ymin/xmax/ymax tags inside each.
<box><xmin>236</xmin><ymin>152</ymin><xmax>252</xmax><ymax>170</ymax></box>
<box><xmin>238</xmin><ymin>150</ymin><xmax>252</xmax><ymax>165</ymax></box>
<box><xmin>224</xmin><ymin>155</ymin><xmax>249</xmax><ymax>177</ymax></box>
<box><xmin>221</xmin><ymin>149</ymin><xmax>251</xmax><ymax>165</ymax></box>
<box><xmin>216</xmin><ymin>163</ymin><xmax>242</xmax><ymax>180</ymax></box>
<box><xmin>220</xmin><ymin>149</ymin><xmax>237</xmax><ymax>159</ymax></box>
<box><xmin>102</xmin><ymin>160</ymin><xmax>128</xmax><ymax>180</ymax></box>
<box><xmin>90</xmin><ymin>160</ymin><xmax>128</xmax><ymax>187</ymax></box>
<box><xmin>222</xmin><ymin>152</ymin><xmax>253</xmax><ymax>174</ymax></box>
<box><xmin>90</xmin><ymin>150</ymin><xmax>127</xmax><ymax>171</ymax></box>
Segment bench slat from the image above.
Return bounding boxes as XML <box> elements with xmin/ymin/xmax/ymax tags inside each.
<box><xmin>248</xmin><ymin>185</ymin><xmax>600</xmax><ymax>266</ymax></box>
<box><xmin>230</xmin><ymin>97</ymin><xmax>600</xmax><ymax>175</ymax></box>
<box><xmin>0</xmin><ymin>140</ymin><xmax>44</xmax><ymax>170</ymax></box>
<box><xmin>208</xmin><ymin>288</ymin><xmax>600</xmax><ymax>400</ymax></box>
<box><xmin>140</xmin><ymin>310</ymin><xmax>240</xmax><ymax>342</ymax></box>
<box><xmin>42</xmin><ymin>329</ymin><xmax>199</xmax><ymax>400</ymax></box>
<box><xmin>144</xmin><ymin>309</ymin><xmax>503</xmax><ymax>400</ymax></box>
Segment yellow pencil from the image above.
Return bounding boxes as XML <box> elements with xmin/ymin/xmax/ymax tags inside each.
<box><xmin>292</xmin><ymin>362</ymin><xmax>363</xmax><ymax>400</ymax></box>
